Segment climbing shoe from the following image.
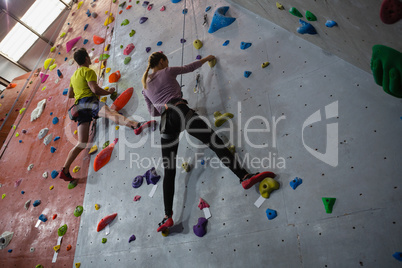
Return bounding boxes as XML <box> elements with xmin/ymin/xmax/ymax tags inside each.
<box><xmin>157</xmin><ymin>216</ymin><xmax>174</xmax><ymax>232</ymax></box>
<box><xmin>59</xmin><ymin>168</ymin><xmax>75</xmax><ymax>182</ymax></box>
<box><xmin>134</xmin><ymin>120</ymin><xmax>157</xmax><ymax>135</ymax></box>
<box><xmin>241</xmin><ymin>171</ymin><xmax>276</xmax><ymax>190</ymax></box>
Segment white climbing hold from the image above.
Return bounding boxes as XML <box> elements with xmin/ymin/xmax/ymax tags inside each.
<box><xmin>24</xmin><ymin>200</ymin><xmax>31</xmax><ymax>210</ymax></box>
<box><xmin>43</xmin><ymin>171</ymin><xmax>48</xmax><ymax>178</ymax></box>
<box><xmin>27</xmin><ymin>164</ymin><xmax>34</xmax><ymax>171</ymax></box>
<box><xmin>31</xmin><ymin>99</ymin><xmax>46</xmax><ymax>122</ymax></box>
<box><xmin>43</xmin><ymin>133</ymin><xmax>53</xmax><ymax>145</ymax></box>
<box><xmin>38</xmin><ymin>128</ymin><xmax>49</xmax><ymax>139</ymax></box>
<box><xmin>69</xmin><ymin>59</ymin><xmax>75</xmax><ymax>65</ymax></box>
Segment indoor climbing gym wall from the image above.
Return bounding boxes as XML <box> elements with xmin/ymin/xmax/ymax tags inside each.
<box><xmin>0</xmin><ymin>0</ymin><xmax>402</xmax><ymax>267</ymax></box>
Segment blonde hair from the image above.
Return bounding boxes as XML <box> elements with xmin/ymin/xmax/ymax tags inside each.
<box><xmin>142</xmin><ymin>52</ymin><xmax>167</xmax><ymax>89</ymax></box>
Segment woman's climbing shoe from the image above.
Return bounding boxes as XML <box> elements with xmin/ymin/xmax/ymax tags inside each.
<box><xmin>241</xmin><ymin>171</ymin><xmax>276</xmax><ymax>190</ymax></box>
<box><xmin>133</xmin><ymin>120</ymin><xmax>157</xmax><ymax>135</ymax></box>
<box><xmin>157</xmin><ymin>216</ymin><xmax>174</xmax><ymax>232</ymax></box>
<box><xmin>59</xmin><ymin>168</ymin><xmax>75</xmax><ymax>182</ymax></box>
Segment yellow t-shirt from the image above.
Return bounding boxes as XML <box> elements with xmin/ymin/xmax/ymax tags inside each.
<box><xmin>70</xmin><ymin>67</ymin><xmax>98</xmax><ymax>104</ymax></box>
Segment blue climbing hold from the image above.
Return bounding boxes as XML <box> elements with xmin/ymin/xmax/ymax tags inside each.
<box><xmin>64</xmin><ymin>57</ymin><xmax>67</xmax><ymax>61</ymax></box>
<box><xmin>223</xmin><ymin>40</ymin><xmax>230</xmax><ymax>46</ymax></box>
<box><xmin>171</xmin><ymin>0</ymin><xmax>182</xmax><ymax>3</ymax></box>
<box><xmin>208</xmin><ymin>6</ymin><xmax>236</xmax><ymax>34</ymax></box>
<box><xmin>139</xmin><ymin>17</ymin><xmax>148</xmax><ymax>24</ymax></box>
<box><xmin>84</xmin><ymin>24</ymin><xmax>89</xmax><ymax>31</ymax></box>
<box><xmin>393</xmin><ymin>252</ymin><xmax>402</xmax><ymax>261</ymax></box>
<box><xmin>19</xmin><ymin>140</ymin><xmax>22</xmax><ymax>143</ymax></box>
<box><xmin>297</xmin><ymin>19</ymin><xmax>317</xmax><ymax>35</ymax></box>
<box><xmin>51</xmin><ymin>147</ymin><xmax>56</xmax><ymax>153</ymax></box>
<box><xmin>325</xmin><ymin>20</ymin><xmax>337</xmax><ymax>28</ymax></box>
<box><xmin>266</xmin><ymin>208</ymin><xmax>277</xmax><ymax>220</ymax></box>
<box><xmin>52</xmin><ymin>117</ymin><xmax>59</xmax><ymax>124</ymax></box>
<box><xmin>290</xmin><ymin>177</ymin><xmax>303</xmax><ymax>190</ymax></box>
<box><xmin>86</xmin><ymin>9</ymin><xmax>91</xmax><ymax>17</ymax></box>
<box><xmin>201</xmin><ymin>159</ymin><xmax>205</xmax><ymax>165</ymax></box>
<box><xmin>1</xmin><ymin>95</ymin><xmax>3</xmax><ymax>99</ymax></box>
<box><xmin>63</xmin><ymin>88</ymin><xmax>68</xmax><ymax>95</ymax></box>
<box><xmin>240</xmin><ymin>42</ymin><xmax>252</xmax><ymax>50</ymax></box>
<box><xmin>39</xmin><ymin>214</ymin><xmax>48</xmax><ymax>222</ymax></box>
<box><xmin>8</xmin><ymin>249</ymin><xmax>12</xmax><ymax>253</ymax></box>
<box><xmin>205</xmin><ymin>6</ymin><xmax>211</xmax><ymax>12</ymax></box>
<box><xmin>57</xmin><ymin>69</ymin><xmax>62</xmax><ymax>78</ymax></box>
<box><xmin>21</xmin><ymin>191</ymin><xmax>25</xmax><ymax>194</ymax></box>
<box><xmin>157</xmin><ymin>41</ymin><xmax>163</xmax><ymax>46</ymax></box>
<box><xmin>83</xmin><ymin>39</ymin><xmax>89</xmax><ymax>44</ymax></box>
<box><xmin>51</xmin><ymin>170</ymin><xmax>59</xmax><ymax>179</ymax></box>
<box><xmin>33</xmin><ymin>200</ymin><xmax>41</xmax><ymax>207</ymax></box>
<box><xmin>54</xmin><ymin>136</ymin><xmax>60</xmax><ymax>141</ymax></box>
<box><xmin>182</xmin><ymin>8</ymin><xmax>188</xmax><ymax>14</ymax></box>
<box><xmin>244</xmin><ymin>71</ymin><xmax>252</xmax><ymax>78</ymax></box>
<box><xmin>58</xmin><ymin>52</ymin><xmax>61</xmax><ymax>55</ymax></box>
<box><xmin>50</xmin><ymin>112</ymin><xmax>53</xmax><ymax>115</ymax></box>
<box><xmin>146</xmin><ymin>47</ymin><xmax>151</xmax><ymax>53</ymax></box>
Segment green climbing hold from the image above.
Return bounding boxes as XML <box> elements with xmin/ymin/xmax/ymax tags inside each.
<box><xmin>99</xmin><ymin>54</ymin><xmax>110</xmax><ymax>61</ymax></box>
<box><xmin>35</xmin><ymin>265</ymin><xmax>44</xmax><ymax>268</ymax></box>
<box><xmin>371</xmin><ymin>45</ymin><xmax>402</xmax><ymax>98</ymax></box>
<box><xmin>322</xmin><ymin>197</ymin><xmax>336</xmax><ymax>214</ymax></box>
<box><xmin>289</xmin><ymin>7</ymin><xmax>303</xmax><ymax>18</ymax></box>
<box><xmin>129</xmin><ymin>30</ymin><xmax>136</xmax><ymax>37</ymax></box>
<box><xmin>136</xmin><ymin>1</ymin><xmax>139</xmax><ymax>4</ymax></box>
<box><xmin>306</xmin><ymin>11</ymin><xmax>317</xmax><ymax>21</ymax></box>
<box><xmin>103</xmin><ymin>141</ymin><xmax>110</xmax><ymax>149</ymax></box>
<box><xmin>74</xmin><ymin>205</ymin><xmax>83</xmax><ymax>217</ymax></box>
<box><xmin>119</xmin><ymin>1</ymin><xmax>126</xmax><ymax>8</ymax></box>
<box><xmin>113</xmin><ymin>0</ymin><xmax>116</xmax><ymax>2</ymax></box>
<box><xmin>2</xmin><ymin>194</ymin><xmax>5</xmax><ymax>199</ymax></box>
<box><xmin>60</xmin><ymin>32</ymin><xmax>66</xmax><ymax>38</ymax></box>
<box><xmin>121</xmin><ymin>19</ymin><xmax>129</xmax><ymax>26</ymax></box>
<box><xmin>58</xmin><ymin>224</ymin><xmax>68</xmax><ymax>236</ymax></box>
<box><xmin>110</xmin><ymin>91</ymin><xmax>118</xmax><ymax>101</ymax></box>
<box><xmin>102</xmin><ymin>238</ymin><xmax>107</xmax><ymax>243</ymax></box>
<box><xmin>120</xmin><ymin>45</ymin><xmax>123</xmax><ymax>49</ymax></box>
<box><xmin>124</xmin><ymin>57</ymin><xmax>131</xmax><ymax>65</ymax></box>
<box><xmin>68</xmin><ymin>179</ymin><xmax>78</xmax><ymax>189</ymax></box>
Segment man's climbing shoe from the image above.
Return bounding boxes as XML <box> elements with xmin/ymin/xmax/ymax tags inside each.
<box><xmin>134</xmin><ymin>120</ymin><xmax>157</xmax><ymax>135</ymax></box>
<box><xmin>157</xmin><ymin>216</ymin><xmax>173</xmax><ymax>232</ymax></box>
<box><xmin>241</xmin><ymin>171</ymin><xmax>276</xmax><ymax>190</ymax></box>
<box><xmin>59</xmin><ymin>168</ymin><xmax>75</xmax><ymax>182</ymax></box>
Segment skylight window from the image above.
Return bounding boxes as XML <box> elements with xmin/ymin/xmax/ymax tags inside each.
<box><xmin>0</xmin><ymin>23</ymin><xmax>38</xmax><ymax>61</ymax></box>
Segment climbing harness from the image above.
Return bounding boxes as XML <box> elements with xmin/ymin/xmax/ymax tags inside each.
<box><xmin>159</xmin><ymin>99</ymin><xmax>195</xmax><ymax>140</ymax></box>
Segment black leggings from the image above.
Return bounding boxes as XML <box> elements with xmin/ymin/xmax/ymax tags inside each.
<box><xmin>161</xmin><ymin>104</ymin><xmax>248</xmax><ymax>217</ymax></box>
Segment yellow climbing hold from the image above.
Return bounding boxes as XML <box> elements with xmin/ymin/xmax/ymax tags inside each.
<box><xmin>105</xmin><ymin>44</ymin><xmax>110</xmax><ymax>51</ymax></box>
<box><xmin>44</xmin><ymin>58</ymin><xmax>55</xmax><ymax>70</ymax></box>
<box><xmin>101</xmin><ymin>61</ymin><xmax>106</xmax><ymax>69</ymax></box>
<box><xmin>15</xmin><ymin>132</ymin><xmax>19</xmax><ymax>137</ymax></box>
<box><xmin>228</xmin><ymin>145</ymin><xmax>236</xmax><ymax>154</ymax></box>
<box><xmin>74</xmin><ymin>130</ymin><xmax>78</xmax><ymax>135</ymax></box>
<box><xmin>193</xmin><ymin>39</ymin><xmax>203</xmax><ymax>50</ymax></box>
<box><xmin>182</xmin><ymin>162</ymin><xmax>190</xmax><ymax>172</ymax></box>
<box><xmin>53</xmin><ymin>245</ymin><xmax>61</xmax><ymax>252</ymax></box>
<box><xmin>77</xmin><ymin>1</ymin><xmax>83</xmax><ymax>9</ymax></box>
<box><xmin>115</xmin><ymin>126</ymin><xmax>119</xmax><ymax>130</ymax></box>
<box><xmin>104</xmin><ymin>13</ymin><xmax>115</xmax><ymax>26</ymax></box>
<box><xmin>12</xmin><ymin>125</ymin><xmax>16</xmax><ymax>129</ymax></box>
<box><xmin>208</xmin><ymin>58</ymin><xmax>217</xmax><ymax>68</ymax></box>
<box><xmin>75</xmin><ymin>262</ymin><xmax>81</xmax><ymax>268</ymax></box>
<box><xmin>73</xmin><ymin>166</ymin><xmax>81</xmax><ymax>173</ymax></box>
<box><xmin>262</xmin><ymin>62</ymin><xmax>270</xmax><ymax>68</ymax></box>
<box><xmin>19</xmin><ymin>108</ymin><xmax>26</xmax><ymax>114</ymax></box>
<box><xmin>106</xmin><ymin>68</ymin><xmax>111</xmax><ymax>73</ymax></box>
<box><xmin>105</xmin><ymin>10</ymin><xmax>108</xmax><ymax>15</ymax></box>
<box><xmin>60</xmin><ymin>32</ymin><xmax>66</xmax><ymax>38</ymax></box>
<box><xmin>42</xmin><ymin>86</ymin><xmax>46</xmax><ymax>91</ymax></box>
<box><xmin>104</xmin><ymin>86</ymin><xmax>109</xmax><ymax>90</ymax></box>
<box><xmin>259</xmin><ymin>177</ymin><xmax>280</xmax><ymax>198</ymax></box>
<box><xmin>49</xmin><ymin>64</ymin><xmax>57</xmax><ymax>71</ymax></box>
<box><xmin>276</xmin><ymin>2</ymin><xmax>284</xmax><ymax>10</ymax></box>
<box><xmin>95</xmin><ymin>204</ymin><xmax>100</xmax><ymax>210</ymax></box>
<box><xmin>88</xmin><ymin>145</ymin><xmax>98</xmax><ymax>154</ymax></box>
<box><xmin>100</xmin><ymin>97</ymin><xmax>107</xmax><ymax>103</ymax></box>
<box><xmin>49</xmin><ymin>185</ymin><xmax>54</xmax><ymax>190</ymax></box>
<box><xmin>214</xmin><ymin>111</ymin><xmax>234</xmax><ymax>127</ymax></box>
<box><xmin>50</xmin><ymin>47</ymin><xmax>56</xmax><ymax>52</ymax></box>
<box><xmin>2</xmin><ymin>194</ymin><xmax>5</xmax><ymax>199</ymax></box>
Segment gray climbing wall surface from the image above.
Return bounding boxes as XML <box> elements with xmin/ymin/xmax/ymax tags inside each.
<box><xmin>70</xmin><ymin>0</ymin><xmax>402</xmax><ymax>267</ymax></box>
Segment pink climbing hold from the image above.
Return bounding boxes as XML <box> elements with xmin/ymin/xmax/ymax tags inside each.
<box><xmin>123</xmin><ymin>43</ymin><xmax>135</xmax><ymax>55</ymax></box>
<box><xmin>160</xmin><ymin>6</ymin><xmax>165</xmax><ymax>11</ymax></box>
<box><xmin>39</xmin><ymin>72</ymin><xmax>49</xmax><ymax>83</ymax></box>
<box><xmin>198</xmin><ymin>198</ymin><xmax>210</xmax><ymax>210</ymax></box>
<box><xmin>133</xmin><ymin>195</ymin><xmax>141</xmax><ymax>201</ymax></box>
<box><xmin>66</xmin><ymin>36</ymin><xmax>81</xmax><ymax>53</ymax></box>
<box><xmin>147</xmin><ymin>4</ymin><xmax>153</xmax><ymax>11</ymax></box>
<box><xmin>380</xmin><ymin>0</ymin><xmax>402</xmax><ymax>24</ymax></box>
<box><xmin>14</xmin><ymin>179</ymin><xmax>22</xmax><ymax>188</ymax></box>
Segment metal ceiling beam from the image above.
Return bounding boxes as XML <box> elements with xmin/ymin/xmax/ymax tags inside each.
<box><xmin>0</xmin><ymin>51</ymin><xmax>31</xmax><ymax>72</ymax></box>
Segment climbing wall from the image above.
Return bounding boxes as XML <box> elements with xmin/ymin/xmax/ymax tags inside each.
<box><xmin>0</xmin><ymin>0</ymin><xmax>401</xmax><ymax>267</ymax></box>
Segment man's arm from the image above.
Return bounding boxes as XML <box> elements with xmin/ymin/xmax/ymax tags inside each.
<box><xmin>68</xmin><ymin>85</ymin><xmax>75</xmax><ymax>98</ymax></box>
<box><xmin>88</xmin><ymin>81</ymin><xmax>113</xmax><ymax>96</ymax></box>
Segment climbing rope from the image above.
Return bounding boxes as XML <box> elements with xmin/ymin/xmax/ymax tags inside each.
<box><xmin>179</xmin><ymin>0</ymin><xmax>187</xmax><ymax>90</ymax></box>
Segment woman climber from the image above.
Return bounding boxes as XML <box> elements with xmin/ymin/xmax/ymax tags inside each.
<box><xmin>141</xmin><ymin>52</ymin><xmax>277</xmax><ymax>232</ymax></box>
<box><xmin>60</xmin><ymin>48</ymin><xmax>145</xmax><ymax>182</ymax></box>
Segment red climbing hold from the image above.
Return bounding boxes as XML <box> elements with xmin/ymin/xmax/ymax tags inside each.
<box><xmin>380</xmin><ymin>0</ymin><xmax>402</xmax><ymax>24</ymax></box>
<box><xmin>93</xmin><ymin>138</ymin><xmax>118</xmax><ymax>172</ymax></box>
<box><xmin>97</xmin><ymin>213</ymin><xmax>117</xmax><ymax>232</ymax></box>
<box><xmin>198</xmin><ymin>198</ymin><xmax>210</xmax><ymax>209</ymax></box>
<box><xmin>110</xmin><ymin>87</ymin><xmax>133</xmax><ymax>111</ymax></box>
<box><xmin>93</xmin><ymin>35</ymin><xmax>105</xmax><ymax>45</ymax></box>
<box><xmin>108</xmin><ymin>70</ymin><xmax>121</xmax><ymax>83</ymax></box>
<box><xmin>126</xmin><ymin>5</ymin><xmax>132</xmax><ymax>10</ymax></box>
<box><xmin>52</xmin><ymin>214</ymin><xmax>57</xmax><ymax>220</ymax></box>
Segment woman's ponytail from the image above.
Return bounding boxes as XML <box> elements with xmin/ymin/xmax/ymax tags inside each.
<box><xmin>142</xmin><ymin>65</ymin><xmax>151</xmax><ymax>89</ymax></box>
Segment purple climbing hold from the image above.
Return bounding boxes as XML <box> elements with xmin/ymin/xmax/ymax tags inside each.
<box><xmin>193</xmin><ymin>217</ymin><xmax>208</xmax><ymax>237</ymax></box>
<box><xmin>223</xmin><ymin>40</ymin><xmax>230</xmax><ymax>46</ymax></box>
<box><xmin>297</xmin><ymin>19</ymin><xmax>317</xmax><ymax>35</ymax></box>
<box><xmin>128</xmin><ymin>235</ymin><xmax>136</xmax><ymax>243</ymax></box>
<box><xmin>196</xmin><ymin>55</ymin><xmax>202</xmax><ymax>60</ymax></box>
<box><xmin>180</xmin><ymin>38</ymin><xmax>186</xmax><ymax>44</ymax></box>
<box><xmin>144</xmin><ymin>167</ymin><xmax>160</xmax><ymax>185</ymax></box>
<box><xmin>139</xmin><ymin>17</ymin><xmax>148</xmax><ymax>24</ymax></box>
<box><xmin>146</xmin><ymin>47</ymin><xmax>151</xmax><ymax>53</ymax></box>
<box><xmin>84</xmin><ymin>24</ymin><xmax>89</xmax><ymax>31</ymax></box>
<box><xmin>142</xmin><ymin>1</ymin><xmax>149</xmax><ymax>7</ymax></box>
<box><xmin>240</xmin><ymin>42</ymin><xmax>252</xmax><ymax>50</ymax></box>
<box><xmin>132</xmin><ymin>175</ymin><xmax>143</xmax><ymax>188</ymax></box>
<box><xmin>244</xmin><ymin>71</ymin><xmax>252</xmax><ymax>78</ymax></box>
<box><xmin>157</xmin><ymin>41</ymin><xmax>162</xmax><ymax>46</ymax></box>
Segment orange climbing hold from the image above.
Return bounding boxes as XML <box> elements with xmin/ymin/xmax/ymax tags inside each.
<box><xmin>6</xmin><ymin>83</ymin><xmax>17</xmax><ymax>89</ymax></box>
<box><xmin>93</xmin><ymin>138</ymin><xmax>118</xmax><ymax>172</ymax></box>
<box><xmin>93</xmin><ymin>35</ymin><xmax>105</xmax><ymax>45</ymax></box>
<box><xmin>94</xmin><ymin>58</ymin><xmax>99</xmax><ymax>63</ymax></box>
<box><xmin>111</xmin><ymin>87</ymin><xmax>133</xmax><ymax>111</ymax></box>
<box><xmin>119</xmin><ymin>10</ymin><xmax>123</xmax><ymax>14</ymax></box>
<box><xmin>126</xmin><ymin>5</ymin><xmax>132</xmax><ymax>10</ymax></box>
<box><xmin>108</xmin><ymin>70</ymin><xmax>121</xmax><ymax>83</ymax></box>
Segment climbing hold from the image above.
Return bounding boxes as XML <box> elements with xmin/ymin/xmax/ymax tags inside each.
<box><xmin>119</xmin><ymin>1</ymin><xmax>127</xmax><ymax>8</ymax></box>
<box><xmin>290</xmin><ymin>177</ymin><xmax>303</xmax><ymax>190</ymax></box>
<box><xmin>110</xmin><ymin>91</ymin><xmax>118</xmax><ymax>101</ymax></box>
<box><xmin>322</xmin><ymin>197</ymin><xmax>336</xmax><ymax>213</ymax></box>
<box><xmin>89</xmin><ymin>145</ymin><xmax>98</xmax><ymax>154</ymax></box>
<box><xmin>54</xmin><ymin>136</ymin><xmax>60</xmax><ymax>141</ymax></box>
<box><xmin>94</xmin><ymin>139</ymin><xmax>118</xmax><ymax>172</ymax></box>
<box><xmin>18</xmin><ymin>140</ymin><xmax>22</xmax><ymax>143</ymax></box>
<box><xmin>66</xmin><ymin>245</ymin><xmax>72</xmax><ymax>251</ymax></box>
<box><xmin>208</xmin><ymin>6</ymin><xmax>236</xmax><ymax>34</ymax></box>
<box><xmin>21</xmin><ymin>191</ymin><xmax>24</xmax><ymax>194</ymax></box>
<box><xmin>380</xmin><ymin>0</ymin><xmax>402</xmax><ymax>24</ymax></box>
<box><xmin>33</xmin><ymin>200</ymin><xmax>41</xmax><ymax>207</ymax></box>
<box><xmin>139</xmin><ymin>17</ymin><xmax>148</xmax><ymax>24</ymax></box>
<box><xmin>108</xmin><ymin>70</ymin><xmax>121</xmax><ymax>83</ymax></box>
<box><xmin>262</xmin><ymin>62</ymin><xmax>270</xmax><ymax>68</ymax></box>
<box><xmin>208</xmin><ymin>58</ymin><xmax>217</xmax><ymax>68</ymax></box>
<box><xmin>19</xmin><ymin>108</ymin><xmax>26</xmax><ymax>115</ymax></box>
<box><xmin>24</xmin><ymin>200</ymin><xmax>31</xmax><ymax>210</ymax></box>
<box><xmin>393</xmin><ymin>252</ymin><xmax>402</xmax><ymax>261</ymax></box>
<box><xmin>52</xmin><ymin>214</ymin><xmax>57</xmax><ymax>220</ymax></box>
<box><xmin>196</xmin><ymin>55</ymin><xmax>202</xmax><ymax>60</ymax></box>
<box><xmin>92</xmin><ymin>12</ymin><xmax>97</xmax><ymax>18</ymax></box>
<box><xmin>325</xmin><ymin>20</ymin><xmax>337</xmax><ymax>27</ymax></box>
<box><xmin>93</xmin><ymin>35</ymin><xmax>105</xmax><ymax>45</ymax></box>
<box><xmin>44</xmin><ymin>58</ymin><xmax>55</xmax><ymax>69</ymax></box>
<box><xmin>101</xmin><ymin>61</ymin><xmax>106</xmax><ymax>69</ymax></box>
<box><xmin>73</xmin><ymin>166</ymin><xmax>80</xmax><ymax>173</ymax></box>
<box><xmin>95</xmin><ymin>204</ymin><xmax>100</xmax><ymax>210</ymax></box>
<box><xmin>63</xmin><ymin>88</ymin><xmax>68</xmax><ymax>95</ymax></box>
<box><xmin>180</xmin><ymin>38</ymin><xmax>186</xmax><ymax>44</ymax></box>
<box><xmin>371</xmin><ymin>45</ymin><xmax>402</xmax><ymax>98</ymax></box>
<box><xmin>182</xmin><ymin>162</ymin><xmax>190</xmax><ymax>172</ymax></box>
<box><xmin>214</xmin><ymin>111</ymin><xmax>234</xmax><ymax>127</ymax></box>
<box><xmin>104</xmin><ymin>44</ymin><xmax>110</xmax><ymax>52</ymax></box>
<box><xmin>15</xmin><ymin>132</ymin><xmax>19</xmax><ymax>137</ymax></box>
<box><xmin>50</xmin><ymin>146</ymin><xmax>56</xmax><ymax>153</ymax></box>
<box><xmin>289</xmin><ymin>7</ymin><xmax>303</xmax><ymax>18</ymax></box>
<box><xmin>104</xmin><ymin>13</ymin><xmax>115</xmax><ymax>26</ymax></box>
<box><xmin>276</xmin><ymin>2</ymin><xmax>284</xmax><ymax>10</ymax></box>
<box><xmin>14</xmin><ymin>179</ymin><xmax>22</xmax><ymax>187</ymax></box>
<box><xmin>306</xmin><ymin>11</ymin><xmax>317</xmax><ymax>21</ymax></box>
<box><xmin>223</xmin><ymin>40</ymin><xmax>230</xmax><ymax>46</ymax></box>
<box><xmin>39</xmin><ymin>214</ymin><xmax>48</xmax><ymax>222</ymax></box>
<box><xmin>35</xmin><ymin>265</ymin><xmax>43</xmax><ymax>268</ymax></box>
<box><xmin>147</xmin><ymin>4</ymin><xmax>153</xmax><ymax>11</ymax></box>
<box><xmin>106</xmin><ymin>68</ymin><xmax>111</xmax><ymax>73</ymax></box>
<box><xmin>124</xmin><ymin>57</ymin><xmax>131</xmax><ymax>65</ymax></box>
<box><xmin>240</xmin><ymin>42</ymin><xmax>252</xmax><ymax>50</ymax></box>
<box><xmin>102</xmin><ymin>238</ymin><xmax>107</xmax><ymax>244</ymax></box>
<box><xmin>27</xmin><ymin>164</ymin><xmax>34</xmax><ymax>171</ymax></box>
<box><xmin>126</xmin><ymin>5</ymin><xmax>132</xmax><ymax>10</ymax></box>
<box><xmin>82</xmin><ymin>39</ymin><xmax>88</xmax><ymax>45</ymax></box>
<box><xmin>74</xmin><ymin>206</ymin><xmax>84</xmax><ymax>217</ymax></box>
<box><xmin>51</xmin><ymin>170</ymin><xmax>59</xmax><ymax>179</ymax></box>
<box><xmin>49</xmin><ymin>63</ymin><xmax>57</xmax><ymax>71</ymax></box>
<box><xmin>8</xmin><ymin>249</ymin><xmax>12</xmax><ymax>253</ymax></box>
<box><xmin>228</xmin><ymin>145</ymin><xmax>236</xmax><ymax>154</ymax></box>
<box><xmin>97</xmin><ymin>213</ymin><xmax>118</xmax><ymax>232</ymax></box>
<box><xmin>198</xmin><ymin>198</ymin><xmax>210</xmax><ymax>209</ymax></box>
<box><xmin>133</xmin><ymin>195</ymin><xmax>141</xmax><ymax>201</ymax></box>
<box><xmin>75</xmin><ymin>263</ymin><xmax>81</xmax><ymax>268</ymax></box>
<box><xmin>53</xmin><ymin>245</ymin><xmax>60</xmax><ymax>253</ymax></box>
<box><xmin>171</xmin><ymin>0</ymin><xmax>181</xmax><ymax>3</ymax></box>
<box><xmin>84</xmin><ymin>24</ymin><xmax>89</xmax><ymax>31</ymax></box>
<box><xmin>193</xmin><ymin>39</ymin><xmax>203</xmax><ymax>49</ymax></box>
<box><xmin>68</xmin><ymin>179</ymin><xmax>78</xmax><ymax>189</ymax></box>
<box><xmin>142</xmin><ymin>1</ymin><xmax>149</xmax><ymax>7</ymax></box>
<box><xmin>129</xmin><ymin>30</ymin><xmax>136</xmax><ymax>37</ymax></box>
<box><xmin>121</xmin><ymin>19</ymin><xmax>130</xmax><ymax>26</ymax></box>
<box><xmin>103</xmin><ymin>141</ymin><xmax>110</xmax><ymax>149</ymax></box>
<box><xmin>42</xmin><ymin>171</ymin><xmax>48</xmax><ymax>178</ymax></box>
<box><xmin>69</xmin><ymin>59</ymin><xmax>74</xmax><ymax>65</ymax></box>
<box><xmin>49</xmin><ymin>185</ymin><xmax>54</xmax><ymax>190</ymax></box>
<box><xmin>146</xmin><ymin>47</ymin><xmax>151</xmax><ymax>53</ymax></box>
<box><xmin>66</xmin><ymin>36</ymin><xmax>81</xmax><ymax>53</ymax></box>
<box><xmin>157</xmin><ymin>41</ymin><xmax>163</xmax><ymax>46</ymax></box>
<box><xmin>183</xmin><ymin>8</ymin><xmax>188</xmax><ymax>14</ymax></box>
<box><xmin>205</xmin><ymin>6</ymin><xmax>211</xmax><ymax>12</ymax></box>
<box><xmin>297</xmin><ymin>19</ymin><xmax>317</xmax><ymax>35</ymax></box>
<box><xmin>110</xmin><ymin>87</ymin><xmax>133</xmax><ymax>111</ymax></box>
<box><xmin>144</xmin><ymin>167</ymin><xmax>160</xmax><ymax>185</ymax></box>
<box><xmin>265</xmin><ymin>208</ymin><xmax>278</xmax><ymax>220</ymax></box>
<box><xmin>259</xmin><ymin>177</ymin><xmax>280</xmax><ymax>198</ymax></box>
<box><xmin>52</xmin><ymin>117</ymin><xmax>59</xmax><ymax>124</ymax></box>
<box><xmin>99</xmin><ymin>54</ymin><xmax>110</xmax><ymax>61</ymax></box>
<box><xmin>2</xmin><ymin>194</ymin><xmax>5</xmax><ymax>199</ymax></box>
<box><xmin>60</xmin><ymin>32</ymin><xmax>66</xmax><ymax>38</ymax></box>
<box><xmin>57</xmin><ymin>69</ymin><xmax>63</xmax><ymax>78</ymax></box>
<box><xmin>244</xmin><ymin>71</ymin><xmax>252</xmax><ymax>78</ymax></box>
<box><xmin>193</xmin><ymin>217</ymin><xmax>208</xmax><ymax>237</ymax></box>
<box><xmin>50</xmin><ymin>47</ymin><xmax>55</xmax><ymax>52</ymax></box>
<box><xmin>38</xmin><ymin>127</ymin><xmax>49</xmax><ymax>139</ymax></box>
<box><xmin>132</xmin><ymin>175</ymin><xmax>143</xmax><ymax>188</ymax></box>
<box><xmin>74</xmin><ymin>130</ymin><xmax>77</xmax><ymax>135</ymax></box>
<box><xmin>41</xmin><ymin>86</ymin><xmax>47</xmax><ymax>91</ymax></box>
<box><xmin>58</xmin><ymin>224</ymin><xmax>68</xmax><ymax>236</ymax></box>
<box><xmin>128</xmin><ymin>235</ymin><xmax>136</xmax><ymax>243</ymax></box>
<box><xmin>160</xmin><ymin>6</ymin><xmax>165</xmax><ymax>11</ymax></box>
<box><xmin>77</xmin><ymin>1</ymin><xmax>83</xmax><ymax>9</ymax></box>
<box><xmin>115</xmin><ymin>126</ymin><xmax>120</xmax><ymax>131</ymax></box>
<box><xmin>39</xmin><ymin>72</ymin><xmax>49</xmax><ymax>83</ymax></box>
<box><xmin>124</xmin><ymin>43</ymin><xmax>135</xmax><ymax>55</ymax></box>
